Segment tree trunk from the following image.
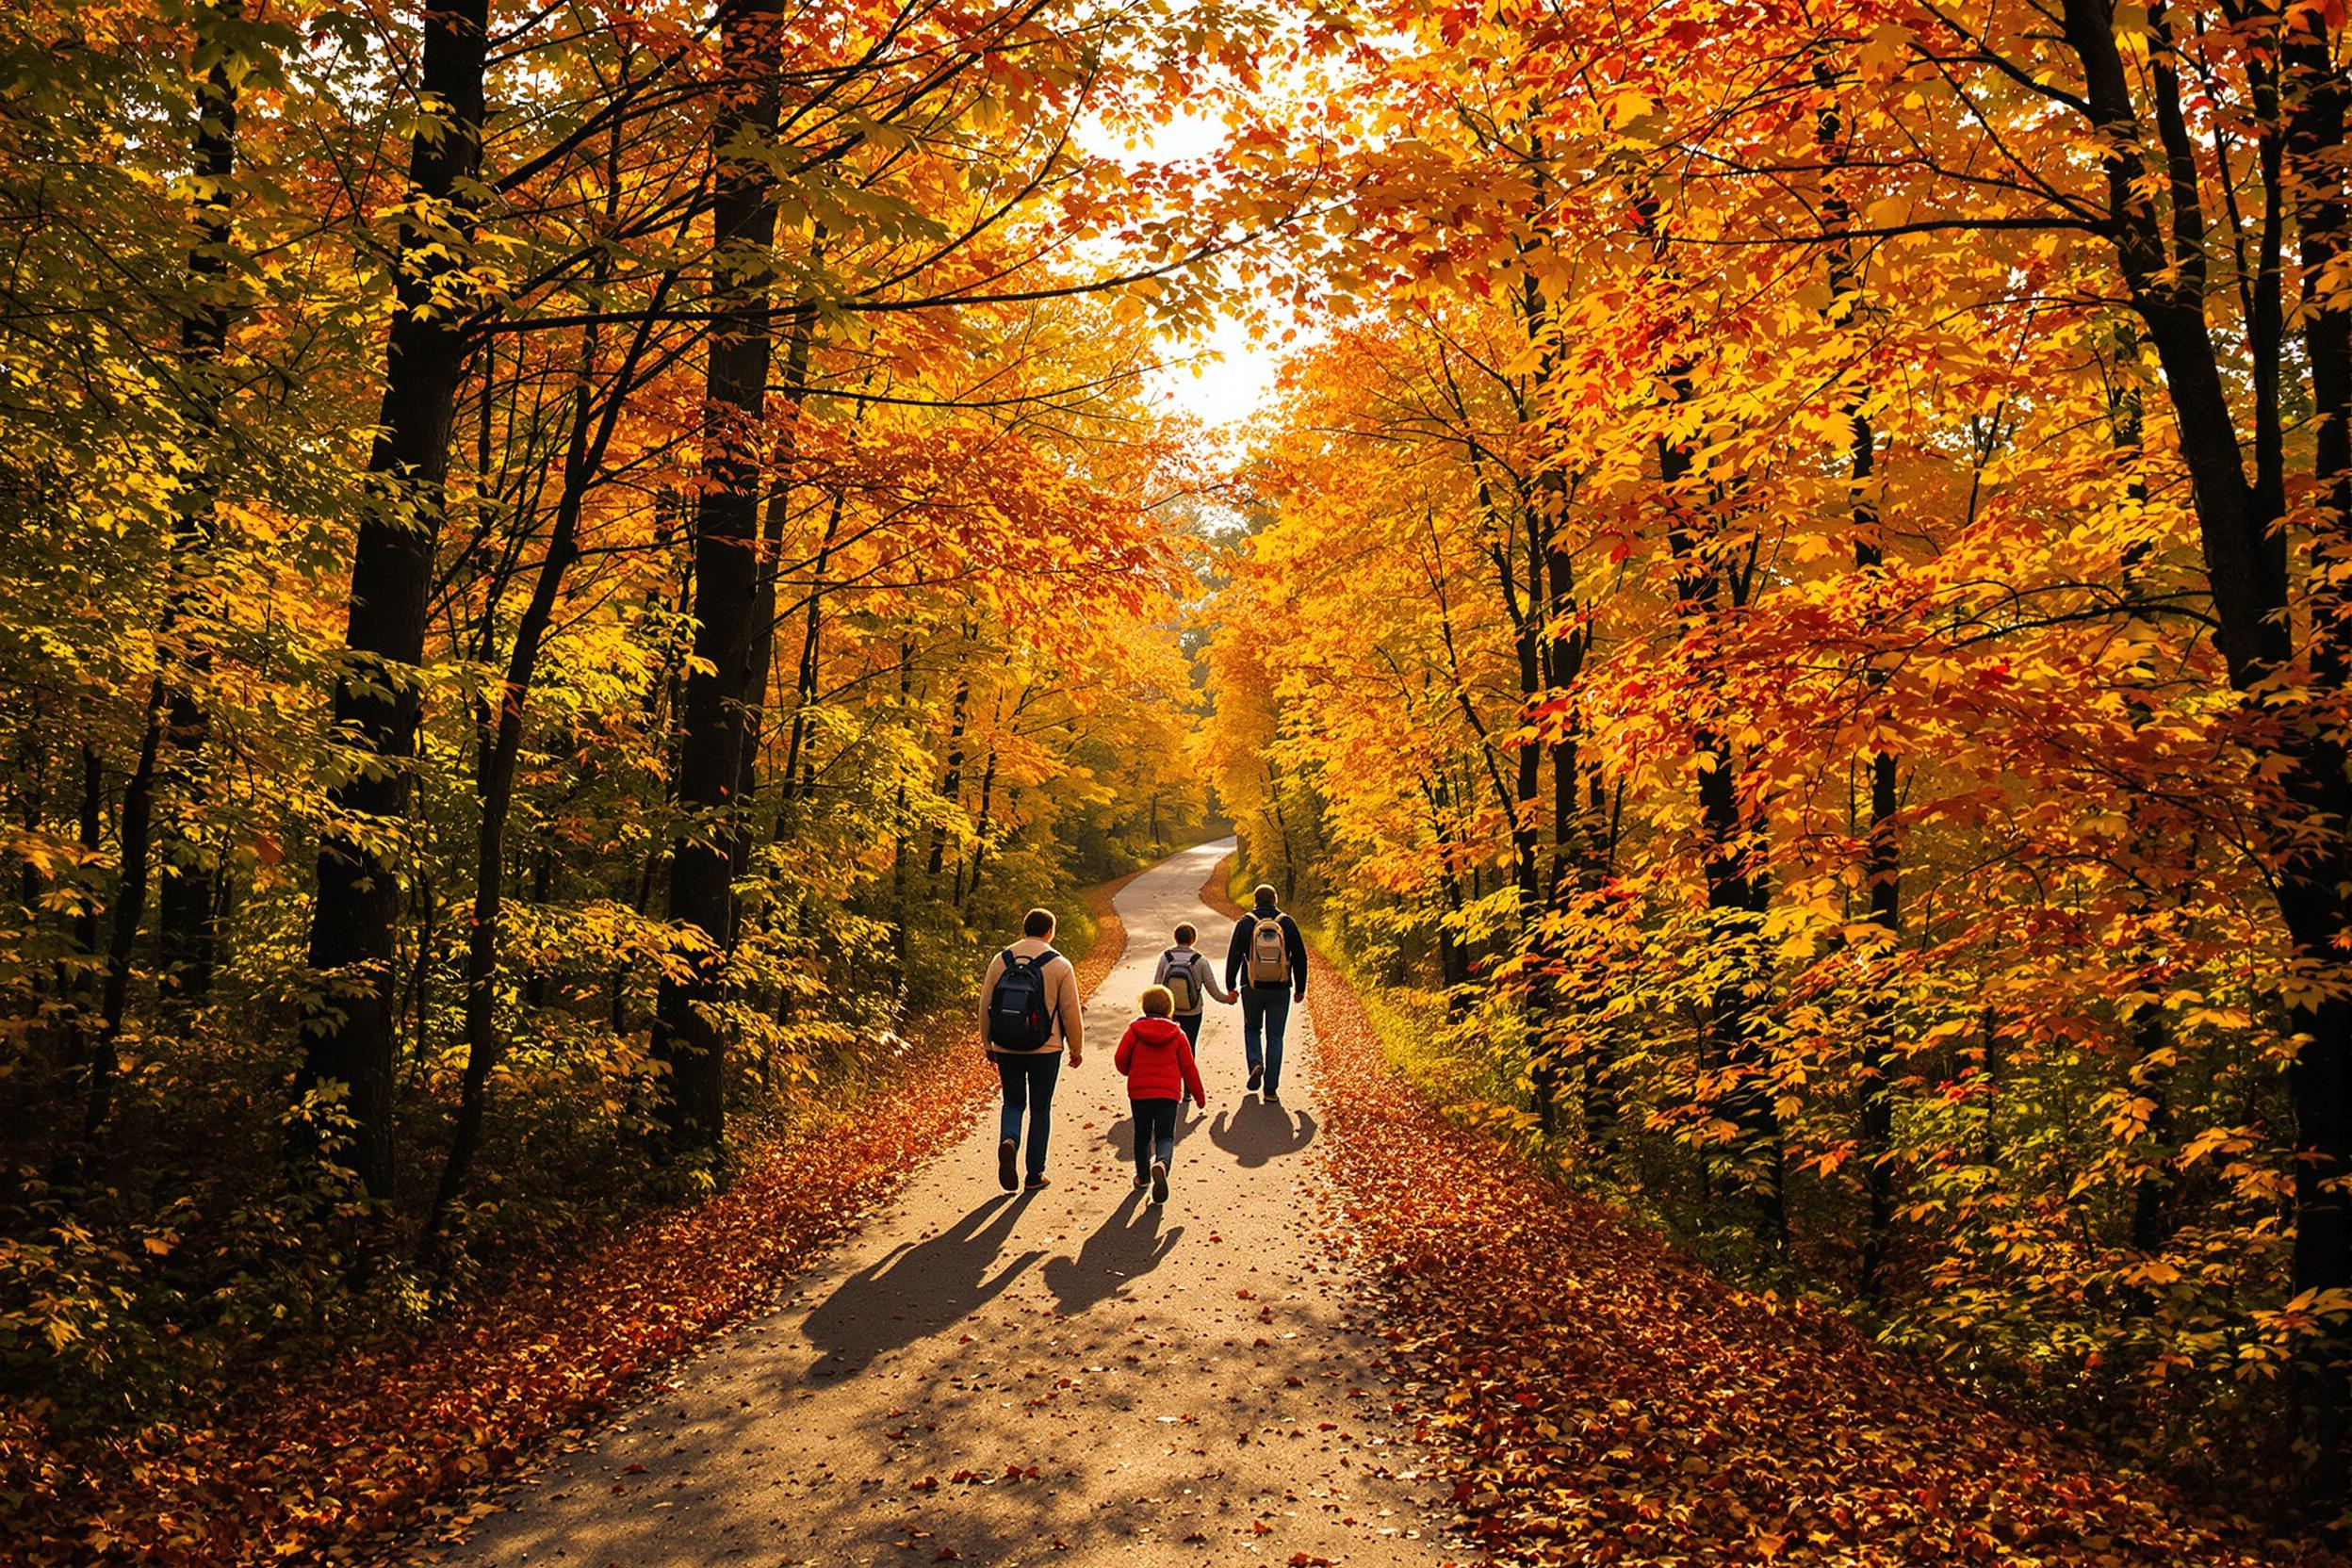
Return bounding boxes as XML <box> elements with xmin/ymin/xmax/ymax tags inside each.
<box><xmin>775</xmin><ymin>487</ymin><xmax>844</xmax><ymax>822</ymax></box>
<box><xmin>2285</xmin><ymin>25</ymin><xmax>2352</xmax><ymax>1494</ymax></box>
<box><xmin>2053</xmin><ymin>0</ymin><xmax>2351</xmax><ymax>1492</ymax></box>
<box><xmin>294</xmin><ymin>0</ymin><xmax>492</xmax><ymax>1198</ymax></box>
<box><xmin>429</xmin><ymin>278</ymin><xmax>664</xmax><ymax>1237</ymax></box>
<box><xmin>1644</xmin><ymin>224</ymin><xmax>1784</xmax><ymax>1239</ymax></box>
<box><xmin>155</xmin><ymin>0</ymin><xmax>243</xmax><ymax>1001</ymax></box>
<box><xmin>926</xmin><ymin>673</ymin><xmax>970</xmax><ymax>877</ymax></box>
<box><xmin>725</xmin><ymin>308</ymin><xmax>816</xmax><ymax>930</ymax></box>
<box><xmin>1816</xmin><ymin>81</ymin><xmax>1900</xmax><ymax>1291</ymax></box>
<box><xmin>650</xmin><ymin>0</ymin><xmax>786</xmax><ymax>1154</ymax></box>
<box><xmin>73</xmin><ymin>685</ymin><xmax>165</xmax><ymax>1160</ymax></box>
<box><xmin>957</xmin><ymin>741</ymin><xmax>999</xmax><ymax>907</ymax></box>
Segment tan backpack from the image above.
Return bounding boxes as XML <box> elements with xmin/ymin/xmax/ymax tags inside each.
<box><xmin>1248</xmin><ymin>913</ymin><xmax>1290</xmax><ymax>986</ymax></box>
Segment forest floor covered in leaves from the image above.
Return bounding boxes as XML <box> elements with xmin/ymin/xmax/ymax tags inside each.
<box><xmin>1298</xmin><ymin>945</ymin><xmax>2327</xmax><ymax>1567</ymax></box>
<box><xmin>16</xmin><ymin>846</ymin><xmax>2325</xmax><ymax>1568</ymax></box>
<box><xmin>0</xmin><ymin>874</ymin><xmax>1136</xmax><ymax>1568</ymax></box>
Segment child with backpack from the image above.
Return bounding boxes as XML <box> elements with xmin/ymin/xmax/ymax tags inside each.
<box><xmin>1115</xmin><ymin>986</ymin><xmax>1208</xmax><ymax>1204</ymax></box>
<box><xmin>1152</xmin><ymin>922</ymin><xmax>1233</xmax><ymax>1109</ymax></box>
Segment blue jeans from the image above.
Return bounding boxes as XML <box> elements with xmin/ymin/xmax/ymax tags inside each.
<box><xmin>994</xmin><ymin>1050</ymin><xmax>1062</xmax><ymax>1179</ymax></box>
<box><xmin>1175</xmin><ymin>1013</ymin><xmax>1202</xmax><ymax>1102</ymax></box>
<box><xmin>1241</xmin><ymin>988</ymin><xmax>1293</xmax><ymax>1094</ymax></box>
<box><xmin>1133</xmin><ymin>1097</ymin><xmax>1178</xmax><ymax>1177</ymax></box>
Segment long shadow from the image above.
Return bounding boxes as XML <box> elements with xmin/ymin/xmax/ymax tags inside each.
<box><xmin>1208</xmin><ymin>1098</ymin><xmax>1318</xmax><ymax>1168</ymax></box>
<box><xmin>1102</xmin><ymin>1104</ymin><xmax>1204</xmax><ymax>1164</ymax></box>
<box><xmin>1041</xmin><ymin>1188</ymin><xmax>1184</xmax><ymax>1315</ymax></box>
<box><xmin>800</xmin><ymin>1191</ymin><xmax>1041</xmax><ymax>1371</ymax></box>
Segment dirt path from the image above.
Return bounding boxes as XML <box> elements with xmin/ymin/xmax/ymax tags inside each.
<box><xmin>447</xmin><ymin>841</ymin><xmax>1450</xmax><ymax>1568</ymax></box>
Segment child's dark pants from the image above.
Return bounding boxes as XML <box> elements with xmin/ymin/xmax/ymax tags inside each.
<box><xmin>1133</xmin><ymin>1097</ymin><xmax>1178</xmax><ymax>1178</ymax></box>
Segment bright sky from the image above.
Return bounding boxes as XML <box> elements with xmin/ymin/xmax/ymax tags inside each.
<box><xmin>1079</xmin><ymin>103</ymin><xmax>1292</xmax><ymax>439</ymax></box>
<box><xmin>1148</xmin><ymin>315</ymin><xmax>1283</xmax><ymax>433</ymax></box>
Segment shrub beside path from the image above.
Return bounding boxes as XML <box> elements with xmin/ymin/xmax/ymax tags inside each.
<box><xmin>3</xmin><ymin>875</ymin><xmax>1138</xmax><ymax>1568</ymax></box>
<box><xmin>1288</xmin><ymin>886</ymin><xmax>2321</xmax><ymax>1567</ymax></box>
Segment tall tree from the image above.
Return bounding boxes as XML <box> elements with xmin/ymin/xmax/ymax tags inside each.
<box><xmin>294</xmin><ymin>0</ymin><xmax>492</xmax><ymax>1196</ymax></box>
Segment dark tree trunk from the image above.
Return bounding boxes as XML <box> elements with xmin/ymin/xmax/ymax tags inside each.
<box><xmin>429</xmin><ymin>282</ymin><xmax>663</xmax><ymax>1237</ymax></box>
<box><xmin>1816</xmin><ymin>83</ymin><xmax>1901</xmax><ymax>1291</ymax></box>
<box><xmin>651</xmin><ymin>0</ymin><xmax>786</xmax><ymax>1153</ymax></box>
<box><xmin>1642</xmin><ymin>201</ymin><xmax>1784</xmax><ymax>1238</ymax></box>
<box><xmin>725</xmin><ymin>308</ymin><xmax>815</xmax><ymax>925</ymax></box>
<box><xmin>294</xmin><ymin>0</ymin><xmax>492</xmax><ymax>1198</ymax></box>
<box><xmin>926</xmin><ymin>674</ymin><xmax>970</xmax><ymax>877</ymax></box>
<box><xmin>42</xmin><ymin>746</ymin><xmax>105</xmax><ymax>1180</ymax></box>
<box><xmin>521</xmin><ymin>846</ymin><xmax>555</xmax><ymax>1010</ymax></box>
<box><xmin>2285</xmin><ymin>27</ymin><xmax>2352</xmax><ymax>1491</ymax></box>
<box><xmin>775</xmin><ymin>487</ymin><xmax>844</xmax><ymax>821</ymax></box>
<box><xmin>74</xmin><ymin>687</ymin><xmax>165</xmax><ymax>1160</ymax></box>
<box><xmin>1264</xmin><ymin>756</ymin><xmax>1298</xmax><ymax>903</ymax></box>
<box><xmin>2050</xmin><ymin>0</ymin><xmax>2351</xmax><ymax>1493</ymax></box>
<box><xmin>957</xmin><ymin>741</ymin><xmax>999</xmax><ymax>907</ymax></box>
<box><xmin>156</xmin><ymin>0</ymin><xmax>243</xmax><ymax>1000</ymax></box>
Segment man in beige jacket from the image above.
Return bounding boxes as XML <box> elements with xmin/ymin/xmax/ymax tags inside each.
<box><xmin>978</xmin><ymin>907</ymin><xmax>1085</xmax><ymax>1191</ymax></box>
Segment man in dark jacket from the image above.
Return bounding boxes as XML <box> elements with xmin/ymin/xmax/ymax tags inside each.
<box><xmin>1225</xmin><ymin>884</ymin><xmax>1309</xmax><ymax>1102</ymax></box>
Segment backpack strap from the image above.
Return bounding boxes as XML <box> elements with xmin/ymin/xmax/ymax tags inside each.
<box><xmin>1036</xmin><ymin>947</ymin><xmax>1062</xmax><ymax>1035</ymax></box>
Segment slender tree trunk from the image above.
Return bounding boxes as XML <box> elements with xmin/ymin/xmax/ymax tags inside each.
<box><xmin>775</xmin><ymin>488</ymin><xmax>844</xmax><ymax>822</ymax></box>
<box><xmin>724</xmin><ymin>308</ymin><xmax>816</xmax><ymax>932</ymax></box>
<box><xmin>1641</xmin><ymin>181</ymin><xmax>1783</xmax><ymax>1239</ymax></box>
<box><xmin>43</xmin><ymin>746</ymin><xmax>104</xmax><ymax>1178</ymax></box>
<box><xmin>521</xmin><ymin>846</ymin><xmax>555</xmax><ymax>1010</ymax></box>
<box><xmin>957</xmin><ymin>742</ymin><xmax>999</xmax><ymax>907</ymax></box>
<box><xmin>71</xmin><ymin>746</ymin><xmax>101</xmax><ymax>992</ymax></box>
<box><xmin>66</xmin><ymin>8</ymin><xmax>250</xmax><ymax>1164</ymax></box>
<box><xmin>294</xmin><ymin>0</ymin><xmax>492</xmax><ymax>1197</ymax></box>
<box><xmin>1817</xmin><ymin>82</ymin><xmax>1900</xmax><ymax>1291</ymax></box>
<box><xmin>651</xmin><ymin>0</ymin><xmax>786</xmax><ymax>1153</ymax></box>
<box><xmin>156</xmin><ymin>0</ymin><xmax>243</xmax><ymax>1000</ymax></box>
<box><xmin>926</xmin><ymin>673</ymin><xmax>970</xmax><ymax>877</ymax></box>
<box><xmin>1264</xmin><ymin>756</ymin><xmax>1298</xmax><ymax>903</ymax></box>
<box><xmin>429</xmin><ymin>279</ymin><xmax>665</xmax><ymax>1236</ymax></box>
<box><xmin>2282</xmin><ymin>21</ymin><xmax>2352</xmax><ymax>1494</ymax></box>
<box><xmin>72</xmin><ymin>686</ymin><xmax>165</xmax><ymax>1160</ymax></box>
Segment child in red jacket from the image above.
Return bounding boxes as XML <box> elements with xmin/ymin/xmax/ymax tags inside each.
<box><xmin>1116</xmin><ymin>985</ymin><xmax>1208</xmax><ymax>1204</ymax></box>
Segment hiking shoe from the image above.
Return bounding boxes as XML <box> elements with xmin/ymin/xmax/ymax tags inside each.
<box><xmin>1248</xmin><ymin>1067</ymin><xmax>1264</xmax><ymax>1092</ymax></box>
<box><xmin>1024</xmin><ymin>1174</ymin><xmax>1051</xmax><ymax>1190</ymax></box>
<box><xmin>1150</xmin><ymin>1160</ymin><xmax>1169</xmax><ymax>1204</ymax></box>
<box><xmin>997</xmin><ymin>1137</ymin><xmax>1018</xmax><ymax>1192</ymax></box>
<box><xmin>1135</xmin><ymin>1169</ymin><xmax>1150</xmax><ymax>1188</ymax></box>
<box><xmin>1266</xmin><ymin>1090</ymin><xmax>1282</xmax><ymax>1106</ymax></box>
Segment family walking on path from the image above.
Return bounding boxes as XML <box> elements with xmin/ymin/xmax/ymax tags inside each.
<box><xmin>981</xmin><ymin>883</ymin><xmax>1310</xmax><ymax>1202</ymax></box>
<box><xmin>449</xmin><ymin>840</ymin><xmax>1446</xmax><ymax>1568</ymax></box>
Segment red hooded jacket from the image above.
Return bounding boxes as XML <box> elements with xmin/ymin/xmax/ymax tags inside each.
<box><xmin>1115</xmin><ymin>1016</ymin><xmax>1206</xmax><ymax>1103</ymax></box>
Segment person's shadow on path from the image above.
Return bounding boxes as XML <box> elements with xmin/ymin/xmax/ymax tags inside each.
<box><xmin>1102</xmin><ymin>1105</ymin><xmax>1203</xmax><ymax>1164</ymax></box>
<box><xmin>1042</xmin><ymin>1189</ymin><xmax>1184</xmax><ymax>1315</ymax></box>
<box><xmin>1209</xmin><ymin>1099</ymin><xmax>1317</xmax><ymax>1168</ymax></box>
<box><xmin>801</xmin><ymin>1191</ymin><xmax>1041</xmax><ymax>1371</ymax></box>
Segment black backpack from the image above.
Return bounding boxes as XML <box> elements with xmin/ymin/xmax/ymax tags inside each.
<box><xmin>988</xmin><ymin>947</ymin><xmax>1060</xmax><ymax>1050</ymax></box>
